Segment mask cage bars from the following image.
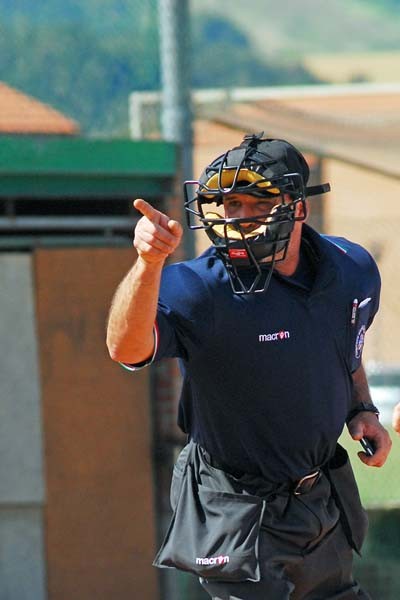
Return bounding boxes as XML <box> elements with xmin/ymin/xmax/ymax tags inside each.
<box><xmin>183</xmin><ymin>172</ymin><xmax>307</xmax><ymax>230</ymax></box>
<box><xmin>183</xmin><ymin>173</ymin><xmax>308</xmax><ymax>294</ymax></box>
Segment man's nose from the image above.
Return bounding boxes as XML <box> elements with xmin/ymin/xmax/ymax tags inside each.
<box><xmin>238</xmin><ymin>205</ymin><xmax>256</xmax><ymax>219</ymax></box>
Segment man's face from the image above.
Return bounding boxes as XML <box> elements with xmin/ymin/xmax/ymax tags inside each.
<box><xmin>222</xmin><ymin>193</ymin><xmax>282</xmax><ymax>233</ymax></box>
<box><xmin>223</xmin><ymin>194</ymin><xmax>280</xmax><ymax>217</ymax></box>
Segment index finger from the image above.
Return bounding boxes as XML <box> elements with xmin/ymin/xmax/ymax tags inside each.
<box><xmin>134</xmin><ymin>198</ymin><xmax>162</xmax><ymax>222</ymax></box>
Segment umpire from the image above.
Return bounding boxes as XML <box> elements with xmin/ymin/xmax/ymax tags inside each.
<box><xmin>107</xmin><ymin>133</ymin><xmax>392</xmax><ymax>599</ymax></box>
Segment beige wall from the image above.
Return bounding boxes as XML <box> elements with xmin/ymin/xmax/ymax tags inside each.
<box><xmin>325</xmin><ymin>159</ymin><xmax>400</xmax><ymax>366</ymax></box>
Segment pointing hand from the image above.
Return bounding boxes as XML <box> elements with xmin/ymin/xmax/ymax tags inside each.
<box><xmin>133</xmin><ymin>198</ymin><xmax>183</xmax><ymax>264</ymax></box>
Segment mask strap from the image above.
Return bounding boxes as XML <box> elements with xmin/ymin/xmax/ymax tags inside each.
<box><xmin>306</xmin><ymin>183</ymin><xmax>331</xmax><ymax>196</ymax></box>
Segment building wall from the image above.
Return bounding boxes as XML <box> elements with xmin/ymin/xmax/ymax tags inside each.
<box><xmin>0</xmin><ymin>249</ymin><xmax>159</xmax><ymax>600</ymax></box>
<box><xmin>0</xmin><ymin>254</ymin><xmax>47</xmax><ymax>600</ymax></box>
<box><xmin>35</xmin><ymin>247</ymin><xmax>158</xmax><ymax>600</ymax></box>
<box><xmin>325</xmin><ymin>159</ymin><xmax>400</xmax><ymax>366</ymax></box>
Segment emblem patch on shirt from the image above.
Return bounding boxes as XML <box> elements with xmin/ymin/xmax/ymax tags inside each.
<box><xmin>355</xmin><ymin>325</ymin><xmax>366</xmax><ymax>359</ymax></box>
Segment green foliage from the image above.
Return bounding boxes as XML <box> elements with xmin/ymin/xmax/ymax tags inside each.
<box><xmin>0</xmin><ymin>11</ymin><xmax>160</xmax><ymax>134</ymax></box>
<box><xmin>0</xmin><ymin>0</ymin><xmax>397</xmax><ymax>134</ymax></box>
<box><xmin>193</xmin><ymin>0</ymin><xmax>400</xmax><ymax>54</ymax></box>
<box><xmin>0</xmin><ymin>5</ymin><xmax>321</xmax><ymax>134</ymax></box>
<box><xmin>191</xmin><ymin>16</ymin><xmax>320</xmax><ymax>88</ymax></box>
<box><xmin>362</xmin><ymin>0</ymin><xmax>400</xmax><ymax>12</ymax></box>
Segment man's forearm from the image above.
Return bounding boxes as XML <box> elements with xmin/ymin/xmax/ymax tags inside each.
<box><xmin>348</xmin><ymin>363</ymin><xmax>392</xmax><ymax>466</ymax></box>
<box><xmin>106</xmin><ymin>257</ymin><xmax>164</xmax><ymax>364</ymax></box>
<box><xmin>106</xmin><ymin>197</ymin><xmax>182</xmax><ymax>364</ymax></box>
<box><xmin>350</xmin><ymin>363</ymin><xmax>372</xmax><ymax>410</ymax></box>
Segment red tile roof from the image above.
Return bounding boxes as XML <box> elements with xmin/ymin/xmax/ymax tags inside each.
<box><xmin>0</xmin><ymin>81</ymin><xmax>79</xmax><ymax>135</ymax></box>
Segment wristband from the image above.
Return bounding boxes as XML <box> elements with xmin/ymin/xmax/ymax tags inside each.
<box><xmin>346</xmin><ymin>402</ymin><xmax>380</xmax><ymax>425</ymax></box>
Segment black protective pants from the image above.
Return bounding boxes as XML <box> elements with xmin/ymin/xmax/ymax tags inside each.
<box><xmin>199</xmin><ymin>452</ymin><xmax>371</xmax><ymax>600</ymax></box>
<box><xmin>200</xmin><ymin>519</ymin><xmax>370</xmax><ymax>599</ymax></box>
<box><xmin>155</xmin><ymin>442</ymin><xmax>371</xmax><ymax>599</ymax></box>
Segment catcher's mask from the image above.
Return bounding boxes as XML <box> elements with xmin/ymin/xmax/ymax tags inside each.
<box><xmin>184</xmin><ymin>133</ymin><xmax>330</xmax><ymax>294</ymax></box>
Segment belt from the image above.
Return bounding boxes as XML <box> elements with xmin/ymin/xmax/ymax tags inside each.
<box><xmin>202</xmin><ymin>448</ymin><xmax>321</xmax><ymax>496</ymax></box>
<box><xmin>293</xmin><ymin>470</ymin><xmax>321</xmax><ymax>495</ymax></box>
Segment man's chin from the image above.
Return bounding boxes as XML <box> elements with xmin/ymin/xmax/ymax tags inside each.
<box><xmin>259</xmin><ymin>249</ymin><xmax>285</xmax><ymax>264</ymax></box>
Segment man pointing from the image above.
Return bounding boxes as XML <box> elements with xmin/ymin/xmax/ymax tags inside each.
<box><xmin>107</xmin><ymin>134</ymin><xmax>391</xmax><ymax>599</ymax></box>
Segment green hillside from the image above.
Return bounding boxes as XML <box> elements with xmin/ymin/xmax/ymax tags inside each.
<box><xmin>192</xmin><ymin>0</ymin><xmax>400</xmax><ymax>55</ymax></box>
<box><xmin>1</xmin><ymin>0</ymin><xmax>399</xmax><ymax>134</ymax></box>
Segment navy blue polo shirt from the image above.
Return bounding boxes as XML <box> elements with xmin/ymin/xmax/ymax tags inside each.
<box><xmin>152</xmin><ymin>224</ymin><xmax>380</xmax><ymax>484</ymax></box>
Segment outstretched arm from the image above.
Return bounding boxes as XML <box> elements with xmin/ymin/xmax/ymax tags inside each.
<box><xmin>347</xmin><ymin>364</ymin><xmax>392</xmax><ymax>467</ymax></box>
<box><xmin>106</xmin><ymin>198</ymin><xmax>182</xmax><ymax>365</ymax></box>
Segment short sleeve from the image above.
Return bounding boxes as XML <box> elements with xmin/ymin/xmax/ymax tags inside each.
<box><xmin>120</xmin><ymin>324</ymin><xmax>159</xmax><ymax>372</ymax></box>
<box><xmin>122</xmin><ymin>259</ymin><xmax>214</xmax><ymax>370</ymax></box>
<box><xmin>153</xmin><ymin>260</ymin><xmax>214</xmax><ymax>361</ymax></box>
<box><xmin>348</xmin><ymin>249</ymin><xmax>381</xmax><ymax>373</ymax></box>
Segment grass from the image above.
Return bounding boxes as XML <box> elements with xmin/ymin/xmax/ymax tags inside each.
<box><xmin>339</xmin><ymin>426</ymin><xmax>400</xmax><ymax>508</ymax></box>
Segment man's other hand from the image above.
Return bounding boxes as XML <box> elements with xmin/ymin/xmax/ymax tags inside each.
<box><xmin>347</xmin><ymin>411</ymin><xmax>392</xmax><ymax>467</ymax></box>
<box><xmin>392</xmin><ymin>402</ymin><xmax>400</xmax><ymax>434</ymax></box>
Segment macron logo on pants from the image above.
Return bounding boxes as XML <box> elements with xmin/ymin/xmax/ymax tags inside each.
<box><xmin>196</xmin><ymin>555</ymin><xmax>230</xmax><ymax>566</ymax></box>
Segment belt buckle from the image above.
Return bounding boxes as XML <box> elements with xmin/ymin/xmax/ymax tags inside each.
<box><xmin>293</xmin><ymin>470</ymin><xmax>321</xmax><ymax>496</ymax></box>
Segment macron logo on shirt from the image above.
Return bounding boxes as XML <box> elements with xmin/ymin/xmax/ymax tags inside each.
<box><xmin>259</xmin><ymin>330</ymin><xmax>290</xmax><ymax>342</ymax></box>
